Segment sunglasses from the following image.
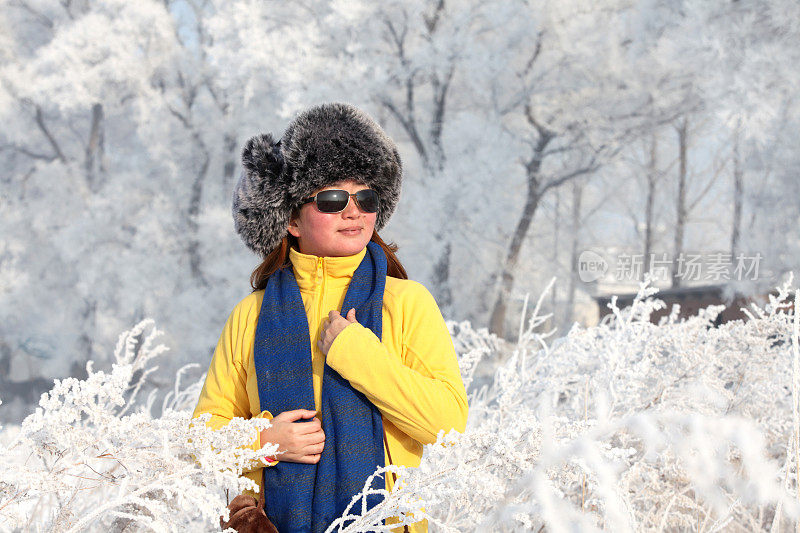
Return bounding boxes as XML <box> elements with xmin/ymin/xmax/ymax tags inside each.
<box><xmin>298</xmin><ymin>189</ymin><xmax>379</xmax><ymax>214</ymax></box>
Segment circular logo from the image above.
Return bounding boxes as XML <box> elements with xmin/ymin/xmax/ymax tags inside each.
<box><xmin>577</xmin><ymin>250</ymin><xmax>608</xmax><ymax>283</ymax></box>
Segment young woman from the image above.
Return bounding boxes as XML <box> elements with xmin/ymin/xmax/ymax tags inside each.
<box><xmin>193</xmin><ymin>103</ymin><xmax>468</xmax><ymax>533</ymax></box>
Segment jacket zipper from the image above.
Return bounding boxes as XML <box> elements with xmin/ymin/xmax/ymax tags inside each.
<box><xmin>317</xmin><ymin>257</ymin><xmax>324</xmax><ymax>354</ymax></box>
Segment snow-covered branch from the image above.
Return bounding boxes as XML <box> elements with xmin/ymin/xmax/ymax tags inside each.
<box><xmin>0</xmin><ymin>319</ymin><xmax>276</xmax><ymax>533</ymax></box>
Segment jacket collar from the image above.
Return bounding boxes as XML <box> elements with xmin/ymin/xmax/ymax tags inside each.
<box><xmin>288</xmin><ymin>246</ymin><xmax>368</xmax><ymax>291</ymax></box>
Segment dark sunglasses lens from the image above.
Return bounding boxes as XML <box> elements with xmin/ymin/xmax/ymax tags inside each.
<box><xmin>315</xmin><ymin>190</ymin><xmax>349</xmax><ymax>213</ymax></box>
<box><xmin>355</xmin><ymin>189</ymin><xmax>379</xmax><ymax>213</ymax></box>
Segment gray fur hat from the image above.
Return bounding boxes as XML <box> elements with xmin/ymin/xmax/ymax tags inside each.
<box><xmin>232</xmin><ymin>102</ymin><xmax>403</xmax><ymax>258</ymax></box>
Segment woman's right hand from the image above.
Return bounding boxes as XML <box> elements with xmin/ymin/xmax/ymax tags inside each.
<box><xmin>259</xmin><ymin>409</ymin><xmax>325</xmax><ymax>464</ymax></box>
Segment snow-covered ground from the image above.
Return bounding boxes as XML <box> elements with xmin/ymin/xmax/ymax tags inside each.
<box><xmin>3</xmin><ymin>277</ymin><xmax>800</xmax><ymax>532</ymax></box>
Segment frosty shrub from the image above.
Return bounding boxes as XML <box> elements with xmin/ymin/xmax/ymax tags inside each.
<box><xmin>3</xmin><ymin>278</ymin><xmax>800</xmax><ymax>532</ymax></box>
<box><xmin>328</xmin><ymin>276</ymin><xmax>800</xmax><ymax>532</ymax></box>
<box><xmin>0</xmin><ymin>319</ymin><xmax>277</xmax><ymax>533</ymax></box>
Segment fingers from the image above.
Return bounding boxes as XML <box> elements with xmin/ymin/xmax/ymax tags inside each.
<box><xmin>278</xmin><ymin>409</ymin><xmax>318</xmax><ymax>422</ymax></box>
<box><xmin>300</xmin><ymin>442</ymin><xmax>325</xmax><ymax>456</ymax></box>
<box><xmin>300</xmin><ymin>428</ymin><xmax>325</xmax><ymax>444</ymax></box>
<box><xmin>280</xmin><ymin>435</ymin><xmax>325</xmax><ymax>464</ymax></box>
<box><xmin>284</xmin><ymin>438</ymin><xmax>325</xmax><ymax>463</ymax></box>
<box><xmin>278</xmin><ymin>451</ymin><xmax>321</xmax><ymax>464</ymax></box>
<box><xmin>294</xmin><ymin>419</ymin><xmax>323</xmax><ymax>435</ymax></box>
<box><xmin>328</xmin><ymin>308</ymin><xmax>357</xmax><ymax>323</ymax></box>
<box><xmin>285</xmin><ymin>431</ymin><xmax>325</xmax><ymax>462</ymax></box>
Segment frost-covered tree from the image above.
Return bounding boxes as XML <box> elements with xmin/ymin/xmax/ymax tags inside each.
<box><xmin>0</xmin><ymin>0</ymin><xmax>292</xmax><ymax>398</ymax></box>
<box><xmin>0</xmin><ymin>0</ymin><xmax>183</xmax><ymax>386</ymax></box>
<box><xmin>483</xmin><ymin>0</ymin><xmax>694</xmax><ymax>336</ymax></box>
<box><xmin>276</xmin><ymin>0</ymin><xmax>510</xmax><ymax>312</ymax></box>
<box><xmin>693</xmin><ymin>0</ymin><xmax>800</xmax><ymax>292</ymax></box>
<box><xmin>577</xmin><ymin>0</ymin><xmax>800</xmax><ymax>296</ymax></box>
<box><xmin>277</xmin><ymin>0</ymin><xmax>695</xmax><ymax>333</ymax></box>
<box><xmin>2</xmin><ymin>0</ymin><xmax>800</xmax><ymax>409</ymax></box>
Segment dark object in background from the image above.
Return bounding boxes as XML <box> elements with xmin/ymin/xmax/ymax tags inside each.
<box><xmin>593</xmin><ymin>284</ymin><xmax>778</xmax><ymax>326</ymax></box>
<box><xmin>220</xmin><ymin>491</ymin><xmax>278</xmax><ymax>533</ymax></box>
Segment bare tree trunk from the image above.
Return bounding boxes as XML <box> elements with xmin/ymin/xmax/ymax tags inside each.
<box><xmin>222</xmin><ymin>132</ymin><xmax>237</xmax><ymax>197</ymax></box>
<box><xmin>84</xmin><ymin>103</ymin><xmax>105</xmax><ymax>193</ymax></box>
<box><xmin>0</xmin><ymin>338</ymin><xmax>10</xmax><ymax>386</ymax></box>
<box><xmin>423</xmin><ymin>0</ymin><xmax>449</xmax><ymax>173</ymax></box>
<box><xmin>431</xmin><ymin>240</ymin><xmax>452</xmax><ymax>311</ymax></box>
<box><xmin>643</xmin><ymin>133</ymin><xmax>658</xmax><ymax>278</ymax></box>
<box><xmin>731</xmin><ymin>126</ymin><xmax>743</xmax><ymax>258</ymax></box>
<box><xmin>426</xmin><ymin>66</ymin><xmax>454</xmax><ymax>308</ymax></box>
<box><xmin>551</xmin><ymin>189</ymin><xmax>561</xmax><ymax>323</ymax></box>
<box><xmin>168</xmin><ymin>102</ymin><xmax>211</xmax><ymax>286</ymax></box>
<box><xmin>73</xmin><ymin>297</ymin><xmax>96</xmax><ymax>380</ymax></box>
<box><xmin>488</xmin><ymin>132</ymin><xmax>551</xmax><ymax>337</ymax></box>
<box><xmin>428</xmin><ymin>64</ymin><xmax>453</xmax><ymax>174</ymax></box>
<box><xmin>34</xmin><ymin>104</ymin><xmax>67</xmax><ymax>163</ymax></box>
<box><xmin>489</xmin><ymin>112</ymin><xmax>558</xmax><ymax>337</ymax></box>
<box><xmin>379</xmin><ymin>9</ymin><xmax>455</xmax><ymax>309</ymax></box>
<box><xmin>671</xmin><ymin>118</ymin><xmax>688</xmax><ymax>289</ymax></box>
<box><xmin>489</xmin><ymin>182</ymin><xmax>542</xmax><ymax>337</ymax></box>
<box><xmin>187</xmin><ymin>150</ymin><xmax>210</xmax><ymax>286</ymax></box>
<box><xmin>564</xmin><ymin>180</ymin><xmax>584</xmax><ymax>331</ymax></box>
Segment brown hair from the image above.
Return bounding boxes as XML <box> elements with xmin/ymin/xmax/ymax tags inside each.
<box><xmin>249</xmin><ymin>231</ymin><xmax>408</xmax><ymax>291</ymax></box>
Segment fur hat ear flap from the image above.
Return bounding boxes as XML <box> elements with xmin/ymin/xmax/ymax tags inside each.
<box><xmin>233</xmin><ymin>133</ymin><xmax>290</xmax><ymax>258</ymax></box>
<box><xmin>242</xmin><ymin>133</ymin><xmax>284</xmax><ymax>184</ymax></box>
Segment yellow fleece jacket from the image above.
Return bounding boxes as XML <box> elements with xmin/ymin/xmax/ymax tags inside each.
<box><xmin>192</xmin><ymin>246</ymin><xmax>469</xmax><ymax>533</ymax></box>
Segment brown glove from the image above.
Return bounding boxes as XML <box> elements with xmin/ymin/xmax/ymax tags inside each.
<box><xmin>220</xmin><ymin>493</ymin><xmax>279</xmax><ymax>533</ymax></box>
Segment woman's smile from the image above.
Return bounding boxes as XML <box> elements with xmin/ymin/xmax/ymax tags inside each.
<box><xmin>338</xmin><ymin>226</ymin><xmax>363</xmax><ymax>236</ymax></box>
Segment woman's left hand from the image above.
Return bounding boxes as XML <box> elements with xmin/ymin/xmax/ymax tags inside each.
<box><xmin>318</xmin><ymin>308</ymin><xmax>358</xmax><ymax>355</ymax></box>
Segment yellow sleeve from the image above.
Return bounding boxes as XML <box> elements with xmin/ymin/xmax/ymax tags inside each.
<box><xmin>326</xmin><ymin>282</ymin><xmax>468</xmax><ymax>444</ymax></box>
<box><xmin>192</xmin><ymin>297</ymin><xmax>279</xmax><ymax>471</ymax></box>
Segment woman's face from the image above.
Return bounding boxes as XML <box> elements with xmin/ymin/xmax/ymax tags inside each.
<box><xmin>287</xmin><ymin>179</ymin><xmax>377</xmax><ymax>257</ymax></box>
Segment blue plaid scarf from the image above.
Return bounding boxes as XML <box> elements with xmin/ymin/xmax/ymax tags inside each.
<box><xmin>254</xmin><ymin>241</ymin><xmax>387</xmax><ymax>533</ymax></box>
